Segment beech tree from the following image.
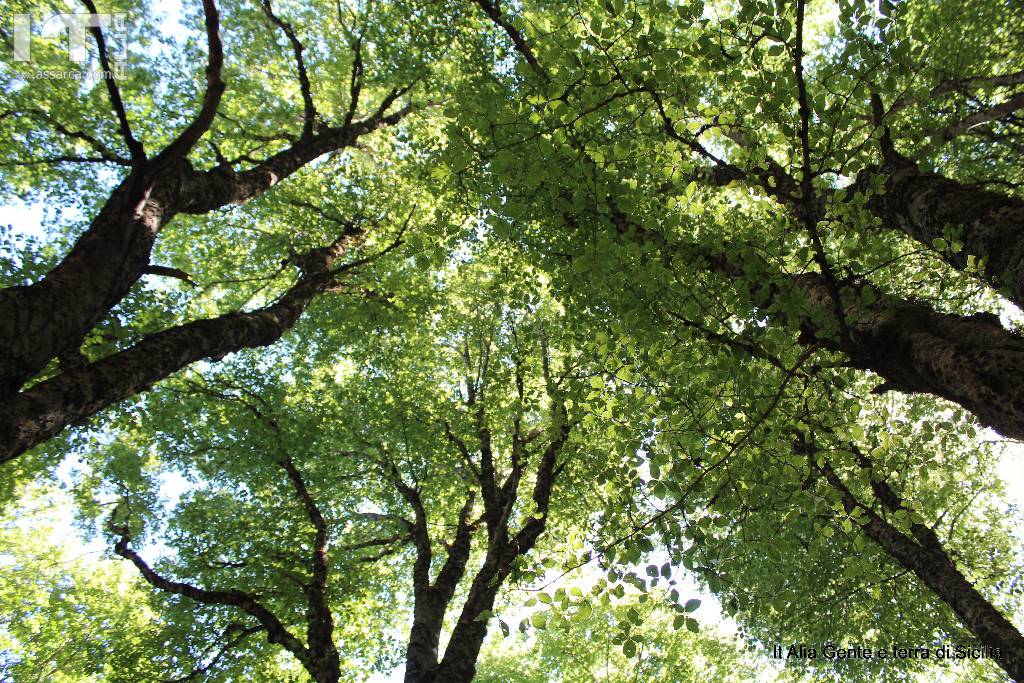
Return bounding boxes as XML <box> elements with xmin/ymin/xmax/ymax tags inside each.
<box><xmin>79</xmin><ymin>260</ymin><xmax>642</xmax><ymax>682</ymax></box>
<box><xmin>0</xmin><ymin>0</ymin><xmax>450</xmax><ymax>462</ymax></box>
<box><xmin>2</xmin><ymin>0</ymin><xmax>1024</xmax><ymax>681</ymax></box>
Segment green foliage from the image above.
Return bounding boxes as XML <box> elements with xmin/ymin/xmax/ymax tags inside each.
<box><xmin>2</xmin><ymin>0</ymin><xmax>1023</xmax><ymax>680</ymax></box>
<box><xmin>476</xmin><ymin>596</ymin><xmax>775</xmax><ymax>683</ymax></box>
<box><xmin>0</xmin><ymin>485</ymin><xmax>165</xmax><ymax>682</ymax></box>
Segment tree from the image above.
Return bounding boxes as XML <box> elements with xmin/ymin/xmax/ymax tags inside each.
<box><xmin>0</xmin><ymin>0</ymin><xmax>447</xmax><ymax>463</ymax></box>
<box><xmin>77</xmin><ymin>257</ymin><xmax>636</xmax><ymax>682</ymax></box>
<box><xmin>2</xmin><ymin>1</ymin><xmax>1024</xmax><ymax>681</ymax></box>
<box><xmin>432</xmin><ymin>5</ymin><xmax>1024</xmax><ymax>673</ymax></box>
<box><xmin>448</xmin><ymin>0</ymin><xmax>1024</xmax><ymax>439</ymax></box>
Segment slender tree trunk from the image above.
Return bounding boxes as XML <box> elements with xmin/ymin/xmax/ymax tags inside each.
<box><xmin>819</xmin><ymin>460</ymin><xmax>1024</xmax><ymax>682</ymax></box>
<box><xmin>280</xmin><ymin>455</ymin><xmax>342</xmax><ymax>683</ymax></box>
<box><xmin>399</xmin><ymin>361</ymin><xmax>568</xmax><ymax>683</ymax></box>
<box><xmin>432</xmin><ymin>553</ymin><xmax>511</xmax><ymax>683</ymax></box>
<box><xmin>0</xmin><ymin>233</ymin><xmax>356</xmax><ymax>463</ymax></box>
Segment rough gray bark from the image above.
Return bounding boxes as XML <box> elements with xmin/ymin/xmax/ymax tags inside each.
<box><xmin>0</xmin><ymin>230</ymin><xmax>360</xmax><ymax>464</ymax></box>
<box><xmin>0</xmin><ymin>0</ymin><xmax>224</xmax><ymax>398</ymax></box>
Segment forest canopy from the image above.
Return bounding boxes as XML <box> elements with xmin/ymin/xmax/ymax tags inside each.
<box><xmin>1</xmin><ymin>0</ymin><xmax>1023</xmax><ymax>680</ymax></box>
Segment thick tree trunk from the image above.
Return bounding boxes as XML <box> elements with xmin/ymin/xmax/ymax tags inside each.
<box><xmin>401</xmin><ymin>491</ymin><xmax>476</xmax><ymax>683</ymax></box>
<box><xmin>0</xmin><ymin>170</ymin><xmax>169</xmax><ymax>397</ymax></box>
<box><xmin>820</xmin><ymin>460</ymin><xmax>1024</xmax><ymax>682</ymax></box>
<box><xmin>861</xmin><ymin>163</ymin><xmax>1024</xmax><ymax>310</ymax></box>
<box><xmin>791</xmin><ymin>273</ymin><xmax>1024</xmax><ymax>440</ymax></box>
<box><xmin>0</xmin><ymin>234</ymin><xmax>355</xmax><ymax>464</ymax></box>
<box><xmin>696</xmin><ymin>243</ymin><xmax>1024</xmax><ymax>440</ymax></box>
<box><xmin>404</xmin><ymin>591</ymin><xmax>453</xmax><ymax>683</ymax></box>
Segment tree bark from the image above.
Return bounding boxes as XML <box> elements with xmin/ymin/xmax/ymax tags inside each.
<box><xmin>790</xmin><ymin>273</ymin><xmax>1024</xmax><ymax>440</ymax></box>
<box><xmin>860</xmin><ymin>163</ymin><xmax>1024</xmax><ymax>310</ymax></box>
<box><xmin>425</xmin><ymin>421</ymin><xmax>568</xmax><ymax>683</ymax></box>
<box><xmin>0</xmin><ymin>168</ymin><xmax>174</xmax><ymax>397</ymax></box>
<box><xmin>116</xmin><ymin>424</ymin><xmax>347</xmax><ymax>682</ymax></box>
<box><xmin>280</xmin><ymin>455</ymin><xmax>341</xmax><ymax>683</ymax></box>
<box><xmin>0</xmin><ymin>232</ymin><xmax>359</xmax><ymax>464</ymax></box>
<box><xmin>691</xmin><ymin>242</ymin><xmax>1024</xmax><ymax>441</ymax></box>
<box><xmin>0</xmin><ymin>105</ymin><xmax>408</xmax><ymax>398</ymax></box>
<box><xmin>432</xmin><ymin>551</ymin><xmax>514</xmax><ymax>683</ymax></box>
<box><xmin>818</xmin><ymin>457</ymin><xmax>1024</xmax><ymax>682</ymax></box>
<box><xmin>401</xmin><ymin>490</ymin><xmax>476</xmax><ymax>683</ymax></box>
<box><xmin>114</xmin><ymin>537</ymin><xmax>315</xmax><ymax>672</ymax></box>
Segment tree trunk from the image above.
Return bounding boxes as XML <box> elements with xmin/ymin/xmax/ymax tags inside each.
<box><xmin>431</xmin><ymin>553</ymin><xmax>511</xmax><ymax>683</ymax></box>
<box><xmin>0</xmin><ymin>169</ymin><xmax>169</xmax><ymax>397</ymax></box>
<box><xmin>309</xmin><ymin>665</ymin><xmax>341</xmax><ymax>683</ymax></box>
<box><xmin>399</xmin><ymin>380</ymin><xmax>566</xmax><ymax>683</ymax></box>
<box><xmin>791</xmin><ymin>273</ymin><xmax>1024</xmax><ymax>440</ymax></box>
<box><xmin>697</xmin><ymin>243</ymin><xmax>1024</xmax><ymax>440</ymax></box>
<box><xmin>860</xmin><ymin>163</ymin><xmax>1024</xmax><ymax>310</ymax></box>
<box><xmin>401</xmin><ymin>491</ymin><xmax>477</xmax><ymax>683</ymax></box>
<box><xmin>0</xmin><ymin>234</ymin><xmax>355</xmax><ymax>464</ymax></box>
<box><xmin>819</xmin><ymin>460</ymin><xmax>1024</xmax><ymax>682</ymax></box>
<box><xmin>403</xmin><ymin>592</ymin><xmax>450</xmax><ymax>683</ymax></box>
<box><xmin>0</xmin><ymin>111</ymin><xmax>405</xmax><ymax>397</ymax></box>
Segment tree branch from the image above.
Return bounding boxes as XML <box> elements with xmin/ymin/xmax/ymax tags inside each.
<box><xmin>0</xmin><ymin>226</ymin><xmax>367</xmax><ymax>463</ymax></box>
<box><xmin>142</xmin><ymin>264</ymin><xmax>197</xmax><ymax>286</ymax></box>
<box><xmin>80</xmin><ymin>0</ymin><xmax>145</xmax><ymax>164</ymax></box>
<box><xmin>113</xmin><ymin>535</ymin><xmax>310</xmax><ymax>666</ymax></box>
<box><xmin>471</xmin><ymin>0</ymin><xmax>546</xmax><ymax>80</ymax></box>
<box><xmin>793</xmin><ymin>0</ymin><xmax>851</xmax><ymax>346</ymax></box>
<box><xmin>151</xmin><ymin>0</ymin><xmax>225</xmax><ymax>167</ymax></box>
<box><xmin>164</xmin><ymin>623</ymin><xmax>262</xmax><ymax>683</ymax></box>
<box><xmin>13</xmin><ymin>108</ymin><xmax>127</xmax><ymax>163</ymax></box>
<box><xmin>343</xmin><ymin>36</ymin><xmax>363</xmax><ymax>128</ymax></box>
<box><xmin>257</xmin><ymin>0</ymin><xmax>317</xmax><ymax>138</ymax></box>
<box><xmin>277</xmin><ymin>453</ymin><xmax>338</xmax><ymax>676</ymax></box>
<box><xmin>935</xmin><ymin>91</ymin><xmax>1024</xmax><ymax>142</ymax></box>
